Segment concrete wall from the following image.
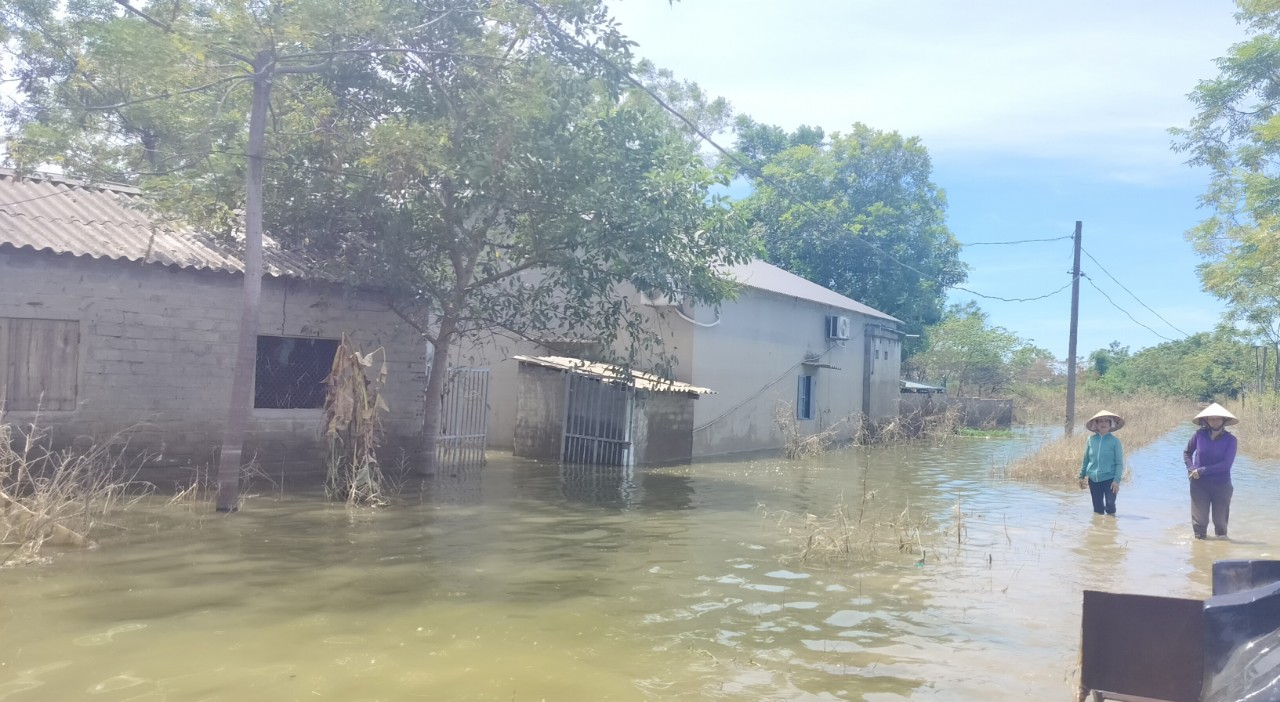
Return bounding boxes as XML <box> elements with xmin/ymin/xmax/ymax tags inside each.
<box><xmin>633</xmin><ymin>391</ymin><xmax>695</xmax><ymax>465</ymax></box>
<box><xmin>0</xmin><ymin>248</ymin><xmax>424</xmax><ymax>481</ymax></box>
<box><xmin>686</xmin><ymin>287</ymin><xmax>897</xmax><ymax>458</ymax></box>
<box><xmin>512</xmin><ymin>362</ymin><xmax>568</xmax><ymax>461</ymax></box>
<box><xmin>899</xmin><ymin>394</ymin><xmax>1014</xmax><ymax>429</ymax></box>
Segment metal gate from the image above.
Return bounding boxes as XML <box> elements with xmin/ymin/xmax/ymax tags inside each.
<box><xmin>562</xmin><ymin>373</ymin><xmax>634</xmax><ymax>466</ymax></box>
<box><xmin>438</xmin><ymin>367</ymin><xmax>490</xmax><ymax>465</ymax></box>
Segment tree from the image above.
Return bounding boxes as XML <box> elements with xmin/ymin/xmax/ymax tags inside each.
<box><xmin>1173</xmin><ymin>0</ymin><xmax>1280</xmax><ymax>376</ymax></box>
<box><xmin>732</xmin><ymin>118</ymin><xmax>966</xmax><ymax>336</ymax></box>
<box><xmin>261</xmin><ymin>6</ymin><xmax>752</xmax><ymax>473</ymax></box>
<box><xmin>1089</xmin><ymin>341</ymin><xmax>1131</xmax><ymax>377</ymax></box>
<box><xmin>1090</xmin><ymin>329</ymin><xmax>1254</xmax><ymax>400</ymax></box>
<box><xmin>908</xmin><ymin>302</ymin><xmax>1034</xmax><ymax>397</ymax></box>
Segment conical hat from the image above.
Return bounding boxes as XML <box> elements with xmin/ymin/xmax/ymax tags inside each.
<box><xmin>1085</xmin><ymin>410</ymin><xmax>1124</xmax><ymax>432</ymax></box>
<box><xmin>1194</xmin><ymin>403</ymin><xmax>1239</xmax><ymax>426</ymax></box>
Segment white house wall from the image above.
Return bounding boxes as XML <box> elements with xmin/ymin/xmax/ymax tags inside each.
<box><xmin>687</xmin><ymin>287</ymin><xmax>894</xmax><ymax>458</ymax></box>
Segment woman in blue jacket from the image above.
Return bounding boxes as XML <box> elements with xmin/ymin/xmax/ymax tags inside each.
<box><xmin>1078</xmin><ymin>410</ymin><xmax>1125</xmax><ymax>516</ymax></box>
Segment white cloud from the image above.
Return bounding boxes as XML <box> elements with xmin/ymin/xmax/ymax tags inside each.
<box><xmin>609</xmin><ymin>0</ymin><xmax>1246</xmax><ymax>178</ymax></box>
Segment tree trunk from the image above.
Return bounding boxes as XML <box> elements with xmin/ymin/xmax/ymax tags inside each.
<box><xmin>216</xmin><ymin>57</ymin><xmax>272</xmax><ymax>512</ymax></box>
<box><xmin>1273</xmin><ymin>342</ymin><xmax>1279</xmax><ymax>395</ymax></box>
<box><xmin>419</xmin><ymin>316</ymin><xmax>456</xmax><ymax>476</ymax></box>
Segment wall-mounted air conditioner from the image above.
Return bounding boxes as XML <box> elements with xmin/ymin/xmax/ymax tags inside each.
<box><xmin>825</xmin><ymin>315</ymin><xmax>851</xmax><ymax>340</ymax></box>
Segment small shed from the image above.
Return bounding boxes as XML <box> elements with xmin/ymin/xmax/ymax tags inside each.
<box><xmin>901</xmin><ymin>380</ymin><xmax>946</xmax><ymax>394</ymax></box>
<box><xmin>512</xmin><ymin>355</ymin><xmax>714</xmax><ymax>466</ymax></box>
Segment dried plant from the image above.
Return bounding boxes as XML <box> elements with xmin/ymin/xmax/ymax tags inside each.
<box><xmin>760</xmin><ymin>487</ymin><xmax>932</xmax><ymax>566</ymax></box>
<box><xmin>1</xmin><ymin>402</ymin><xmax>151</xmax><ymax>567</ymax></box>
<box><xmin>1222</xmin><ymin>395</ymin><xmax>1280</xmax><ymax>461</ymax></box>
<box><xmin>774</xmin><ymin>401</ymin><xmax>843</xmax><ymax>458</ymax></box>
<box><xmin>322</xmin><ymin>334</ymin><xmax>389</xmax><ymax>506</ymax></box>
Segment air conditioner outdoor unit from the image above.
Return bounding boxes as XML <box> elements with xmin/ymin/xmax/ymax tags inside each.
<box><xmin>826</xmin><ymin>315</ymin><xmax>851</xmax><ymax>340</ymax></box>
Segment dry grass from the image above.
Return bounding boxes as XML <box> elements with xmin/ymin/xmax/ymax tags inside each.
<box><xmin>1002</xmin><ymin>393</ymin><xmax>1196</xmax><ymax>484</ymax></box>
<box><xmin>1220</xmin><ymin>395</ymin><xmax>1280</xmax><ymax>461</ymax></box>
<box><xmin>760</xmin><ymin>492</ymin><xmax>931</xmax><ymax>566</ymax></box>
<box><xmin>1</xmin><ymin>412</ymin><xmax>151</xmax><ymax>567</ymax></box>
<box><xmin>774</xmin><ymin>402</ymin><xmax>965</xmax><ymax>460</ymax></box>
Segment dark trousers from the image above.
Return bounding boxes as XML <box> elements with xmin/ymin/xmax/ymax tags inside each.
<box><xmin>1089</xmin><ymin>479</ymin><xmax>1116</xmax><ymax>515</ymax></box>
<box><xmin>1190</xmin><ymin>479</ymin><xmax>1233</xmax><ymax>538</ymax></box>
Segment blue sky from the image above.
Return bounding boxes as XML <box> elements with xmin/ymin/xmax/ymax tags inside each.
<box><xmin>607</xmin><ymin>0</ymin><xmax>1247</xmax><ymax>360</ymax></box>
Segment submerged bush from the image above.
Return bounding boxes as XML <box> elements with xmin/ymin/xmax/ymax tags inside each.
<box><xmin>1</xmin><ymin>412</ymin><xmax>149</xmax><ymax>567</ymax></box>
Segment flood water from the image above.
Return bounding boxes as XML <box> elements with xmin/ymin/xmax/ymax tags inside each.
<box><xmin>2</xmin><ymin>428</ymin><xmax>1277</xmax><ymax>701</ymax></box>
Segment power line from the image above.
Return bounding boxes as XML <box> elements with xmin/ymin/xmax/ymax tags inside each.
<box><xmin>1081</xmin><ymin>246</ymin><xmax>1190</xmax><ymax>338</ymax></box>
<box><xmin>960</xmin><ymin>235</ymin><xmax>1073</xmax><ymax>247</ymax></box>
<box><xmin>1082</xmin><ymin>275</ymin><xmax>1180</xmax><ymax>343</ymax></box>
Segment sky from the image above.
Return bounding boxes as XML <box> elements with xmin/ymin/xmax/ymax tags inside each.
<box><xmin>606</xmin><ymin>0</ymin><xmax>1249</xmax><ymax>361</ymax></box>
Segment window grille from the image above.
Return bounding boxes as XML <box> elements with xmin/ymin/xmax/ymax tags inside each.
<box><xmin>254</xmin><ymin>336</ymin><xmax>338</xmax><ymax>409</ymax></box>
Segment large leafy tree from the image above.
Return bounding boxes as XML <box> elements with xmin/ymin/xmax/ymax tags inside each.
<box><xmin>261</xmin><ymin>6</ymin><xmax>751</xmax><ymax>473</ymax></box>
<box><xmin>732</xmin><ymin>118</ymin><xmax>966</xmax><ymax>337</ymax></box>
<box><xmin>1173</xmin><ymin>0</ymin><xmax>1280</xmax><ymax>373</ymax></box>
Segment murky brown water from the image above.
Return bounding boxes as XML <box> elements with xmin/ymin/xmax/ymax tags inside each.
<box><xmin>2</xmin><ymin>429</ymin><xmax>1276</xmax><ymax>701</ymax></box>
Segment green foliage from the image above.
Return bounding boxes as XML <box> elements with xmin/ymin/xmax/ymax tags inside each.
<box><xmin>1089</xmin><ymin>341</ymin><xmax>1131</xmax><ymax>376</ymax></box>
<box><xmin>731</xmin><ymin>118</ymin><xmax>967</xmax><ymax>336</ymax></box>
<box><xmin>908</xmin><ymin>302</ymin><xmax>1047</xmax><ymax>397</ymax></box>
<box><xmin>1086</xmin><ymin>329</ymin><xmax>1255</xmax><ymax>401</ymax></box>
<box><xmin>1173</xmin><ymin>0</ymin><xmax>1280</xmax><ymax>348</ymax></box>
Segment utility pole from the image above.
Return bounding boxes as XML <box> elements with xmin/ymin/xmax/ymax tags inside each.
<box><xmin>1065</xmin><ymin>221</ymin><xmax>1082</xmax><ymax>436</ymax></box>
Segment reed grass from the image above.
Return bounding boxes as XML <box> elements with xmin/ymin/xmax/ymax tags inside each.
<box><xmin>774</xmin><ymin>401</ymin><xmax>964</xmax><ymax>460</ymax></box>
<box><xmin>760</xmin><ymin>492</ymin><xmax>931</xmax><ymax>566</ymax></box>
<box><xmin>1001</xmin><ymin>393</ymin><xmax>1196</xmax><ymax>484</ymax></box>
<box><xmin>1</xmin><ymin>410</ymin><xmax>151</xmax><ymax>567</ymax></box>
<box><xmin>1221</xmin><ymin>394</ymin><xmax>1280</xmax><ymax>461</ymax></box>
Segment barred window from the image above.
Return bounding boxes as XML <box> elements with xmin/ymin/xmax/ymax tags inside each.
<box><xmin>254</xmin><ymin>336</ymin><xmax>338</xmax><ymax>409</ymax></box>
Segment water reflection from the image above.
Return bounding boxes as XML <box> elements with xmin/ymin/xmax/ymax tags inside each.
<box><xmin>3</xmin><ymin>427</ymin><xmax>1279</xmax><ymax>700</ymax></box>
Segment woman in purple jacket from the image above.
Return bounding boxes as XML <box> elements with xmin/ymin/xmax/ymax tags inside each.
<box><xmin>1184</xmin><ymin>403</ymin><xmax>1239</xmax><ymax>540</ymax></box>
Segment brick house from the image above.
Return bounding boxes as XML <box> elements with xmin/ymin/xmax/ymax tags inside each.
<box><xmin>0</xmin><ymin>171</ymin><xmax>425</xmax><ymax>482</ymax></box>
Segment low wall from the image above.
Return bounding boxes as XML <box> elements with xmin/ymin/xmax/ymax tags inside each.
<box><xmin>899</xmin><ymin>394</ymin><xmax>1013</xmax><ymax>429</ymax></box>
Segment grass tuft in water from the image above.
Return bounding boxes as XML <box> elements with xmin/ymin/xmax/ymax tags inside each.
<box><xmin>1</xmin><ymin>404</ymin><xmax>151</xmax><ymax>567</ymax></box>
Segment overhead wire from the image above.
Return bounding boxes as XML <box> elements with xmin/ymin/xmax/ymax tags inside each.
<box><xmin>1082</xmin><ymin>274</ymin><xmax>1180</xmax><ymax>343</ymax></box>
<box><xmin>1081</xmin><ymin>246</ymin><xmax>1190</xmax><ymax>338</ymax></box>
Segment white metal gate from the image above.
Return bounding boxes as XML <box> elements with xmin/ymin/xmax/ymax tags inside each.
<box><xmin>438</xmin><ymin>367</ymin><xmax>490</xmax><ymax>465</ymax></box>
<box><xmin>562</xmin><ymin>374</ymin><xmax>634</xmax><ymax>466</ymax></box>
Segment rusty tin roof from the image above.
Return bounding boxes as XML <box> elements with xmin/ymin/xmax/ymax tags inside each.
<box><xmin>0</xmin><ymin>170</ymin><xmax>315</xmax><ymax>278</ymax></box>
<box><xmin>513</xmin><ymin>355</ymin><xmax>715</xmax><ymax>396</ymax></box>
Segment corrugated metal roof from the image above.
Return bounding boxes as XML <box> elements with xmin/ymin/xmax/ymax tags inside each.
<box><xmin>726</xmin><ymin>259</ymin><xmax>901</xmax><ymax>323</ymax></box>
<box><xmin>513</xmin><ymin>355</ymin><xmax>715</xmax><ymax>395</ymax></box>
<box><xmin>0</xmin><ymin>170</ymin><xmax>315</xmax><ymax>278</ymax></box>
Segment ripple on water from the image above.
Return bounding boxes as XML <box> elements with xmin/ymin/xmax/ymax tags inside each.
<box><xmin>824</xmin><ymin>610</ymin><xmax>874</xmax><ymax>628</ymax></box>
<box><xmin>765</xmin><ymin>570</ymin><xmax>811</xmax><ymax>580</ymax></box>
<box><xmin>87</xmin><ymin>674</ymin><xmax>147</xmax><ymax>695</ymax></box>
<box><xmin>72</xmin><ymin>623</ymin><xmax>148</xmax><ymax>647</ymax></box>
<box><xmin>741</xmin><ymin>583</ymin><xmax>787</xmax><ymax>593</ymax></box>
<box><xmin>739</xmin><ymin>603</ymin><xmax>783</xmax><ymax>616</ymax></box>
